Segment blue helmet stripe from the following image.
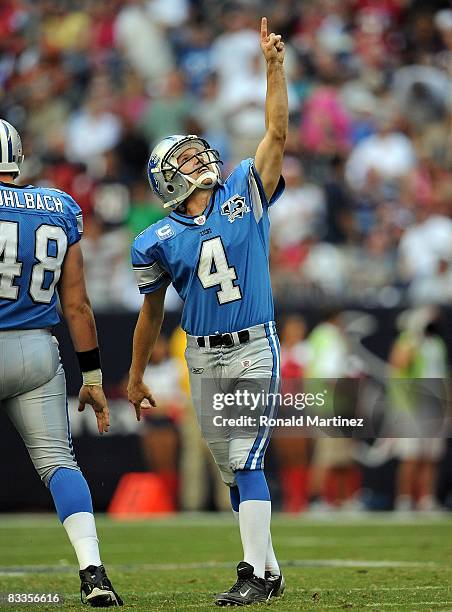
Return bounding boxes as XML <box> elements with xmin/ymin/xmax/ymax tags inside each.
<box><xmin>0</xmin><ymin>121</ymin><xmax>13</xmax><ymax>162</ymax></box>
<box><xmin>3</xmin><ymin>121</ymin><xmax>13</xmax><ymax>162</ymax></box>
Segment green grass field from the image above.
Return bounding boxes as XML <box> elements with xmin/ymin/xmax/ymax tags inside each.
<box><xmin>0</xmin><ymin>513</ymin><xmax>451</xmax><ymax>611</ymax></box>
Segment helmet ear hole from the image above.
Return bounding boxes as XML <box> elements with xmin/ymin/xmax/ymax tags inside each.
<box><xmin>167</xmin><ymin>184</ymin><xmax>175</xmax><ymax>193</ymax></box>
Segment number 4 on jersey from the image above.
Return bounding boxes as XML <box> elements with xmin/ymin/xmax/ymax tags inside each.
<box><xmin>197</xmin><ymin>237</ymin><xmax>242</xmax><ymax>304</ymax></box>
<box><xmin>0</xmin><ymin>221</ymin><xmax>22</xmax><ymax>299</ymax></box>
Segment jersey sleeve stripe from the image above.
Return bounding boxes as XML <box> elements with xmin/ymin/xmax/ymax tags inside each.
<box><xmin>133</xmin><ymin>261</ymin><xmax>169</xmax><ymax>287</ymax></box>
<box><xmin>132</xmin><ymin>261</ymin><xmax>161</xmax><ymax>269</ymax></box>
<box><xmin>248</xmin><ymin>166</ymin><xmax>264</xmax><ymax>222</ymax></box>
<box><xmin>137</xmin><ymin>271</ymin><xmax>167</xmax><ymax>288</ymax></box>
<box><xmin>76</xmin><ymin>213</ymin><xmax>83</xmax><ymax>234</ymax></box>
<box><xmin>138</xmin><ymin>278</ymin><xmax>171</xmax><ymax>292</ymax></box>
<box><xmin>137</xmin><ymin>275</ymin><xmax>171</xmax><ymax>293</ymax></box>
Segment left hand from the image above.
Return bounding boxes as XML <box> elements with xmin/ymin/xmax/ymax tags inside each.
<box><xmin>260</xmin><ymin>17</ymin><xmax>285</xmax><ymax>63</ymax></box>
<box><xmin>127</xmin><ymin>378</ymin><xmax>157</xmax><ymax>422</ymax></box>
<box><xmin>78</xmin><ymin>385</ymin><xmax>110</xmax><ymax>434</ymax></box>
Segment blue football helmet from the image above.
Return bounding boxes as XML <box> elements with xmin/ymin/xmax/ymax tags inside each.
<box><xmin>0</xmin><ymin>119</ymin><xmax>24</xmax><ymax>177</ymax></box>
<box><xmin>147</xmin><ymin>135</ymin><xmax>222</xmax><ymax>208</ymax></box>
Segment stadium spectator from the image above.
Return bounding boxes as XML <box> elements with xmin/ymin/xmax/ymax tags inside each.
<box><xmin>409</xmin><ymin>257</ymin><xmax>452</xmax><ymax>306</ymax></box>
<box><xmin>80</xmin><ymin>214</ymin><xmax>135</xmax><ymax>312</ymax></box>
<box><xmin>433</xmin><ymin>9</ymin><xmax>452</xmax><ymax>76</ymax></box>
<box><xmin>188</xmin><ymin>71</ymin><xmax>230</xmax><ymax>166</ymax></box>
<box><xmin>114</xmin><ymin>0</ymin><xmax>174</xmax><ymax>85</ymax></box>
<box><xmin>272</xmin><ymin>315</ymin><xmax>310</xmax><ymax>513</ymax></box>
<box><xmin>345</xmin><ymin>111</ymin><xmax>417</xmax><ymax>193</ymax></box>
<box><xmin>398</xmin><ymin>205</ymin><xmax>452</xmax><ymax>282</ymax></box>
<box><xmin>140</xmin><ymin>335</ymin><xmax>186</xmax><ymax>509</ymax></box>
<box><xmin>140</xmin><ymin>69</ymin><xmax>195</xmax><ymax>146</ymax></box>
<box><xmin>0</xmin><ymin>0</ymin><xmax>450</xmax><ymax>307</ymax></box>
<box><xmin>269</xmin><ymin>156</ymin><xmax>326</xmax><ymax>248</ymax></box>
<box><xmin>210</xmin><ymin>4</ymin><xmax>261</xmax><ymax>99</ymax></box>
<box><xmin>65</xmin><ymin>90</ymin><xmax>122</xmax><ymax>164</ymax></box>
<box><xmin>305</xmin><ymin>311</ymin><xmax>358</xmax><ymax>509</ymax></box>
<box><xmin>389</xmin><ymin>308</ymin><xmax>448</xmax><ymax>511</ymax></box>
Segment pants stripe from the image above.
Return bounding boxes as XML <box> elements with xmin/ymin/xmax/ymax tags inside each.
<box><xmin>252</xmin><ymin>321</ymin><xmax>280</xmax><ymax>469</ymax></box>
<box><xmin>257</xmin><ymin>323</ymin><xmax>281</xmax><ymax>468</ymax></box>
<box><xmin>244</xmin><ymin>322</ymin><xmax>279</xmax><ymax>470</ymax></box>
<box><xmin>64</xmin><ymin>395</ymin><xmax>76</xmax><ymax>461</ymax></box>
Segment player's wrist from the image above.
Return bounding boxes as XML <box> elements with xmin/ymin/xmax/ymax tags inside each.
<box><xmin>266</xmin><ymin>57</ymin><xmax>283</xmax><ymax>67</ymax></box>
<box><xmin>82</xmin><ymin>368</ymin><xmax>103</xmax><ymax>386</ymax></box>
<box><xmin>76</xmin><ymin>348</ymin><xmax>102</xmax><ymax>385</ymax></box>
<box><xmin>128</xmin><ymin>369</ymin><xmax>144</xmax><ymax>384</ymax></box>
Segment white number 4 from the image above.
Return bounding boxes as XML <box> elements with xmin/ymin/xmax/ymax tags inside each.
<box><xmin>197</xmin><ymin>237</ymin><xmax>241</xmax><ymax>304</ymax></box>
<box><xmin>0</xmin><ymin>221</ymin><xmax>22</xmax><ymax>299</ymax></box>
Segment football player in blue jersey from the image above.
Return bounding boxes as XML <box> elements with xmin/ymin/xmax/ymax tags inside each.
<box><xmin>0</xmin><ymin>119</ymin><xmax>122</xmax><ymax>607</ymax></box>
<box><xmin>128</xmin><ymin>17</ymin><xmax>287</xmax><ymax>606</ymax></box>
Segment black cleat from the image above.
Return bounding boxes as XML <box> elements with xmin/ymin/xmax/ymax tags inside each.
<box><xmin>215</xmin><ymin>561</ymin><xmax>268</xmax><ymax>606</ymax></box>
<box><xmin>265</xmin><ymin>571</ymin><xmax>285</xmax><ymax>598</ymax></box>
<box><xmin>79</xmin><ymin>565</ymin><xmax>123</xmax><ymax>607</ymax></box>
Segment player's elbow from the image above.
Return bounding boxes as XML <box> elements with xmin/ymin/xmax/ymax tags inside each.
<box><xmin>267</xmin><ymin>125</ymin><xmax>287</xmax><ymax>149</ymax></box>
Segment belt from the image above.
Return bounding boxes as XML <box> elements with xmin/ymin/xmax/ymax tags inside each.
<box><xmin>197</xmin><ymin>329</ymin><xmax>250</xmax><ymax>348</ymax></box>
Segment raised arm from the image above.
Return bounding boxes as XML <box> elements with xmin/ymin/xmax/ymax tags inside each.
<box><xmin>127</xmin><ymin>286</ymin><xmax>167</xmax><ymax>420</ymax></box>
<box><xmin>58</xmin><ymin>241</ymin><xmax>109</xmax><ymax>433</ymax></box>
<box><xmin>254</xmin><ymin>16</ymin><xmax>288</xmax><ymax>200</ymax></box>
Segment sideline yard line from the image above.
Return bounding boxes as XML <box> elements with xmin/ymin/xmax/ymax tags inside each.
<box><xmin>0</xmin><ymin>558</ymin><xmax>438</xmax><ymax>575</ymax></box>
<box><xmin>76</xmin><ymin>599</ymin><xmax>452</xmax><ymax>611</ymax></box>
<box><xmin>277</xmin><ymin>536</ymin><xmax>440</xmax><ymax>547</ymax></box>
<box><xmin>364</xmin><ymin>603</ymin><xmax>452</xmax><ymax>608</ymax></box>
<box><xmin>297</xmin><ymin>586</ymin><xmax>450</xmax><ymax>592</ymax></box>
<box><xmin>1</xmin><ymin>517</ymin><xmax>451</xmax><ymax>531</ymax></box>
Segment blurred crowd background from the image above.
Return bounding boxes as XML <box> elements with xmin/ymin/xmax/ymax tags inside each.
<box><xmin>1</xmin><ymin>0</ymin><xmax>452</xmax><ymax>514</ymax></box>
<box><xmin>1</xmin><ymin>0</ymin><xmax>451</xmax><ymax>310</ymax></box>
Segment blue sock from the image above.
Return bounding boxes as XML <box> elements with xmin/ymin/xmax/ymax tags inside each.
<box><xmin>49</xmin><ymin>468</ymin><xmax>93</xmax><ymax>523</ymax></box>
<box><xmin>230</xmin><ymin>485</ymin><xmax>240</xmax><ymax>512</ymax></box>
<box><xmin>235</xmin><ymin>470</ymin><xmax>270</xmax><ymax>502</ymax></box>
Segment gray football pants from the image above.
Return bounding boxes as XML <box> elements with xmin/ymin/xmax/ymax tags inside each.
<box><xmin>186</xmin><ymin>321</ymin><xmax>280</xmax><ymax>486</ymax></box>
<box><xmin>0</xmin><ymin>329</ymin><xmax>79</xmax><ymax>486</ymax></box>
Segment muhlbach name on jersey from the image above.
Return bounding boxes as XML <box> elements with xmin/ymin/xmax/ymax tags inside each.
<box><xmin>0</xmin><ymin>190</ymin><xmax>63</xmax><ymax>212</ymax></box>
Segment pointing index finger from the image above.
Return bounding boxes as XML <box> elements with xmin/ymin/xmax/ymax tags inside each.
<box><xmin>261</xmin><ymin>17</ymin><xmax>268</xmax><ymax>41</ymax></box>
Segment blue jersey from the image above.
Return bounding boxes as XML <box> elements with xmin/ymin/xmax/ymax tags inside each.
<box><xmin>0</xmin><ymin>182</ymin><xmax>82</xmax><ymax>330</ymax></box>
<box><xmin>132</xmin><ymin>159</ymin><xmax>284</xmax><ymax>336</ymax></box>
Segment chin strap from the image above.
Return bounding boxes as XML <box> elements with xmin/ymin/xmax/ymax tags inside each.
<box><xmin>186</xmin><ymin>171</ymin><xmax>218</xmax><ymax>190</ymax></box>
<box><xmin>163</xmin><ymin>171</ymin><xmax>219</xmax><ymax>209</ymax></box>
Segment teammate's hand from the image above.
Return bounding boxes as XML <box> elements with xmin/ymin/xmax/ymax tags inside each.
<box><xmin>260</xmin><ymin>17</ymin><xmax>285</xmax><ymax>63</ymax></box>
<box><xmin>127</xmin><ymin>378</ymin><xmax>157</xmax><ymax>421</ymax></box>
<box><xmin>78</xmin><ymin>385</ymin><xmax>110</xmax><ymax>434</ymax></box>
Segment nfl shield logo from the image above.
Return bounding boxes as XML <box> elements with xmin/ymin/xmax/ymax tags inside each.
<box><xmin>194</xmin><ymin>215</ymin><xmax>206</xmax><ymax>225</ymax></box>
